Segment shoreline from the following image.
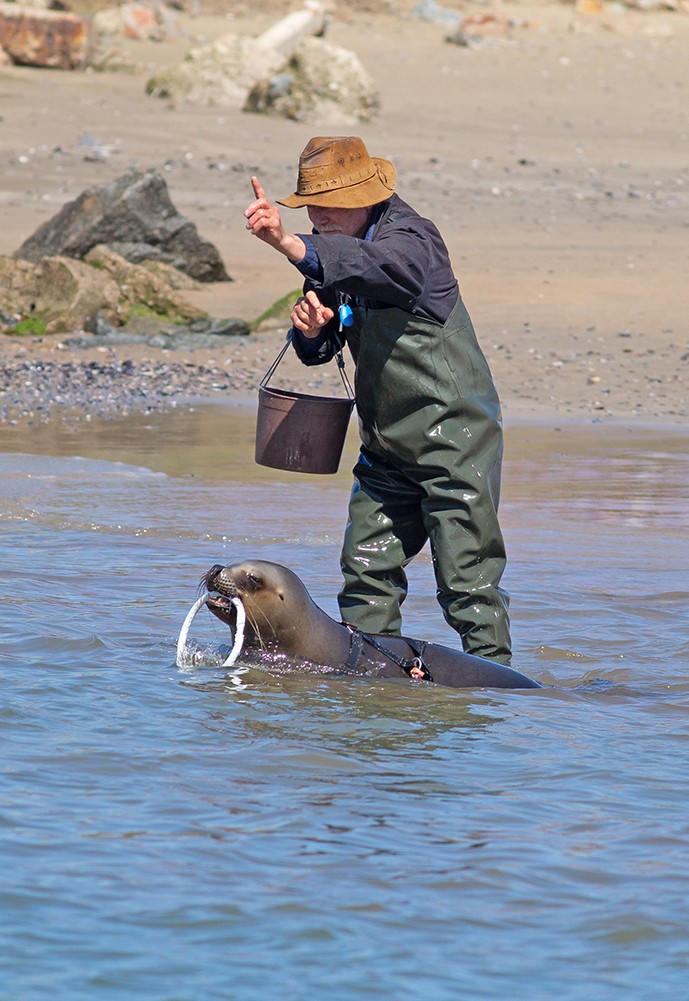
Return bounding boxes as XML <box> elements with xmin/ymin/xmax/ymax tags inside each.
<box><xmin>1</xmin><ymin>332</ymin><xmax>685</xmax><ymax>431</ymax></box>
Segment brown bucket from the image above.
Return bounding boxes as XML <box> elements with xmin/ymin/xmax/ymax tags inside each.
<box><xmin>255</xmin><ymin>385</ymin><xmax>354</xmax><ymax>474</ymax></box>
<box><xmin>255</xmin><ymin>336</ymin><xmax>355</xmax><ymax>474</ymax></box>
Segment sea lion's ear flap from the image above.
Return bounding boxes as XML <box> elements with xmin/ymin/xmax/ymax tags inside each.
<box><xmin>278</xmin><ymin>591</ymin><xmax>285</xmax><ymax>601</ymax></box>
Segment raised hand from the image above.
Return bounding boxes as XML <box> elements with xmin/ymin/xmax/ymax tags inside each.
<box><xmin>244</xmin><ymin>176</ymin><xmax>283</xmax><ymax>246</ymax></box>
<box><xmin>244</xmin><ymin>176</ymin><xmax>306</xmax><ymax>262</ymax></box>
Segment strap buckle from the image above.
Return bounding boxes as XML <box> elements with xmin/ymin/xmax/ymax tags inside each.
<box><xmin>408</xmin><ymin>656</ymin><xmax>433</xmax><ymax>682</ymax></box>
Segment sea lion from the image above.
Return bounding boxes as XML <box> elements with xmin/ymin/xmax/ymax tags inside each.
<box><xmin>201</xmin><ymin>559</ymin><xmax>541</xmax><ymax>690</ymax></box>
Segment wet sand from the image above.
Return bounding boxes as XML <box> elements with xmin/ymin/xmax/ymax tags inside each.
<box><xmin>1</xmin><ymin>0</ymin><xmax>687</xmax><ymax>426</ymax></box>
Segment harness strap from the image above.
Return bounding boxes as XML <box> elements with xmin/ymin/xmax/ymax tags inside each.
<box><xmin>345</xmin><ymin>625</ymin><xmax>434</xmax><ymax>683</ymax></box>
<box><xmin>345</xmin><ymin>626</ymin><xmax>366</xmax><ymax>672</ymax></box>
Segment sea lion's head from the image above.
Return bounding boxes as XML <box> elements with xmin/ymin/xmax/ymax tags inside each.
<box><xmin>202</xmin><ymin>559</ymin><xmax>316</xmax><ymax>655</ymax></box>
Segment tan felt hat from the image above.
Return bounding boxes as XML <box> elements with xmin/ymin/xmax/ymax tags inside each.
<box><xmin>277</xmin><ymin>136</ymin><xmax>396</xmax><ymax>209</ymax></box>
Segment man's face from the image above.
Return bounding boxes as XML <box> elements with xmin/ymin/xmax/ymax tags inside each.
<box><xmin>306</xmin><ymin>204</ymin><xmax>371</xmax><ymax>239</ymax></box>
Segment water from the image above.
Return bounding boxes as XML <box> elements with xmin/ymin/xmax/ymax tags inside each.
<box><xmin>1</xmin><ymin>408</ymin><xmax>688</xmax><ymax>1001</ymax></box>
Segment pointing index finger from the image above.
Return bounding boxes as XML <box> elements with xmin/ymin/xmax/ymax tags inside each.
<box><xmin>250</xmin><ymin>175</ymin><xmax>266</xmax><ymax>200</ymax></box>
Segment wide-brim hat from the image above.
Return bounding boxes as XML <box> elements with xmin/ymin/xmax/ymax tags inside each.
<box><xmin>277</xmin><ymin>136</ymin><xmax>396</xmax><ymax>209</ymax></box>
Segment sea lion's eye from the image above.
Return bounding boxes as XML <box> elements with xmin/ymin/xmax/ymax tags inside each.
<box><xmin>246</xmin><ymin>572</ymin><xmax>263</xmax><ymax>589</ymax></box>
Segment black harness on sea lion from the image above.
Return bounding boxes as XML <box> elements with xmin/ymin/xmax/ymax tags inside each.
<box><xmin>344</xmin><ymin>625</ymin><xmax>434</xmax><ymax>682</ymax></box>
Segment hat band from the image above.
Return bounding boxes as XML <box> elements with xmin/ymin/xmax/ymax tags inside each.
<box><xmin>296</xmin><ymin>163</ymin><xmax>378</xmax><ymax>196</ymax></box>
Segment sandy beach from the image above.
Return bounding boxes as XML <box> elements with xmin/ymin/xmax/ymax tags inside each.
<box><xmin>1</xmin><ymin>0</ymin><xmax>687</xmax><ymax>425</ymax></box>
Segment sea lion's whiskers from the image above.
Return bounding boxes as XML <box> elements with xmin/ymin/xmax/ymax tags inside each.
<box><xmin>244</xmin><ymin>603</ymin><xmax>274</xmax><ymax>647</ymax></box>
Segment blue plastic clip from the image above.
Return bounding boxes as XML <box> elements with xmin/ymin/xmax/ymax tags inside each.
<box><xmin>338</xmin><ymin>303</ymin><xmax>354</xmax><ymax>327</ymax></box>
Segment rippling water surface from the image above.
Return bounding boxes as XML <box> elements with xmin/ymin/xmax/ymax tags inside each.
<box><xmin>1</xmin><ymin>408</ymin><xmax>688</xmax><ymax>1000</ymax></box>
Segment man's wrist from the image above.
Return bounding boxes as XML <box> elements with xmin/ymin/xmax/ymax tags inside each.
<box><xmin>280</xmin><ymin>234</ymin><xmax>306</xmax><ymax>262</ymax></box>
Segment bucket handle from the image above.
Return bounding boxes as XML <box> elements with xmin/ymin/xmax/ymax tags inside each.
<box><xmin>260</xmin><ymin>329</ymin><xmax>354</xmax><ymax>401</ymax></box>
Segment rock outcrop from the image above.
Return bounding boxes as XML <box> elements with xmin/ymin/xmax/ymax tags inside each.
<box><xmin>245</xmin><ymin>36</ymin><xmax>380</xmax><ymax>125</ymax></box>
<box><xmin>14</xmin><ymin>168</ymin><xmax>229</xmax><ymax>283</ymax></box>
<box><xmin>0</xmin><ymin>248</ymin><xmax>209</xmax><ymax>335</ymax></box>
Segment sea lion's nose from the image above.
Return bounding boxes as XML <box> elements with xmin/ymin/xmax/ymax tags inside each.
<box><xmin>204</xmin><ymin>564</ymin><xmax>225</xmax><ymax>588</ymax></box>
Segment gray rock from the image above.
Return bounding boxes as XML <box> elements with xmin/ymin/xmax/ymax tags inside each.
<box><xmin>107</xmin><ymin>240</ymin><xmax>207</xmax><ymax>276</ymax></box>
<box><xmin>14</xmin><ymin>168</ymin><xmax>230</xmax><ymax>283</ymax></box>
<box><xmin>186</xmin><ymin>317</ymin><xmax>250</xmax><ymax>337</ymax></box>
<box><xmin>65</xmin><ymin>312</ymin><xmax>250</xmax><ymax>350</ymax></box>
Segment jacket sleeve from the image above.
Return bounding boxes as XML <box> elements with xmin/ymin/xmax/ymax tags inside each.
<box><xmin>306</xmin><ymin>224</ymin><xmax>447</xmax><ymax>312</ymax></box>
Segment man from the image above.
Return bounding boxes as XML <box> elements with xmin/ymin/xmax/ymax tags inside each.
<box><xmin>244</xmin><ymin>136</ymin><xmax>511</xmax><ymax>665</ymax></box>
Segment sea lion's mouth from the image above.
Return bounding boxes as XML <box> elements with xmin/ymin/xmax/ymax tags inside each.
<box><xmin>207</xmin><ymin>593</ymin><xmax>235</xmax><ymax>606</ymax></box>
<box><xmin>205</xmin><ymin>591</ymin><xmax>238</xmax><ymax>624</ymax></box>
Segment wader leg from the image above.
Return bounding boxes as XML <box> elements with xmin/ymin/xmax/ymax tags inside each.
<box><xmin>340</xmin><ymin>446</ymin><xmax>512</xmax><ymax>666</ymax></box>
<box><xmin>339</xmin><ymin>451</ymin><xmax>428</xmax><ymax>635</ymax></box>
<box><xmin>421</xmin><ymin>456</ymin><xmax>512</xmax><ymax>666</ymax></box>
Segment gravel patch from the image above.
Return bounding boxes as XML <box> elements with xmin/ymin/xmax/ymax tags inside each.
<box><xmin>0</xmin><ymin>354</ymin><xmax>262</xmax><ymax>424</ymax></box>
